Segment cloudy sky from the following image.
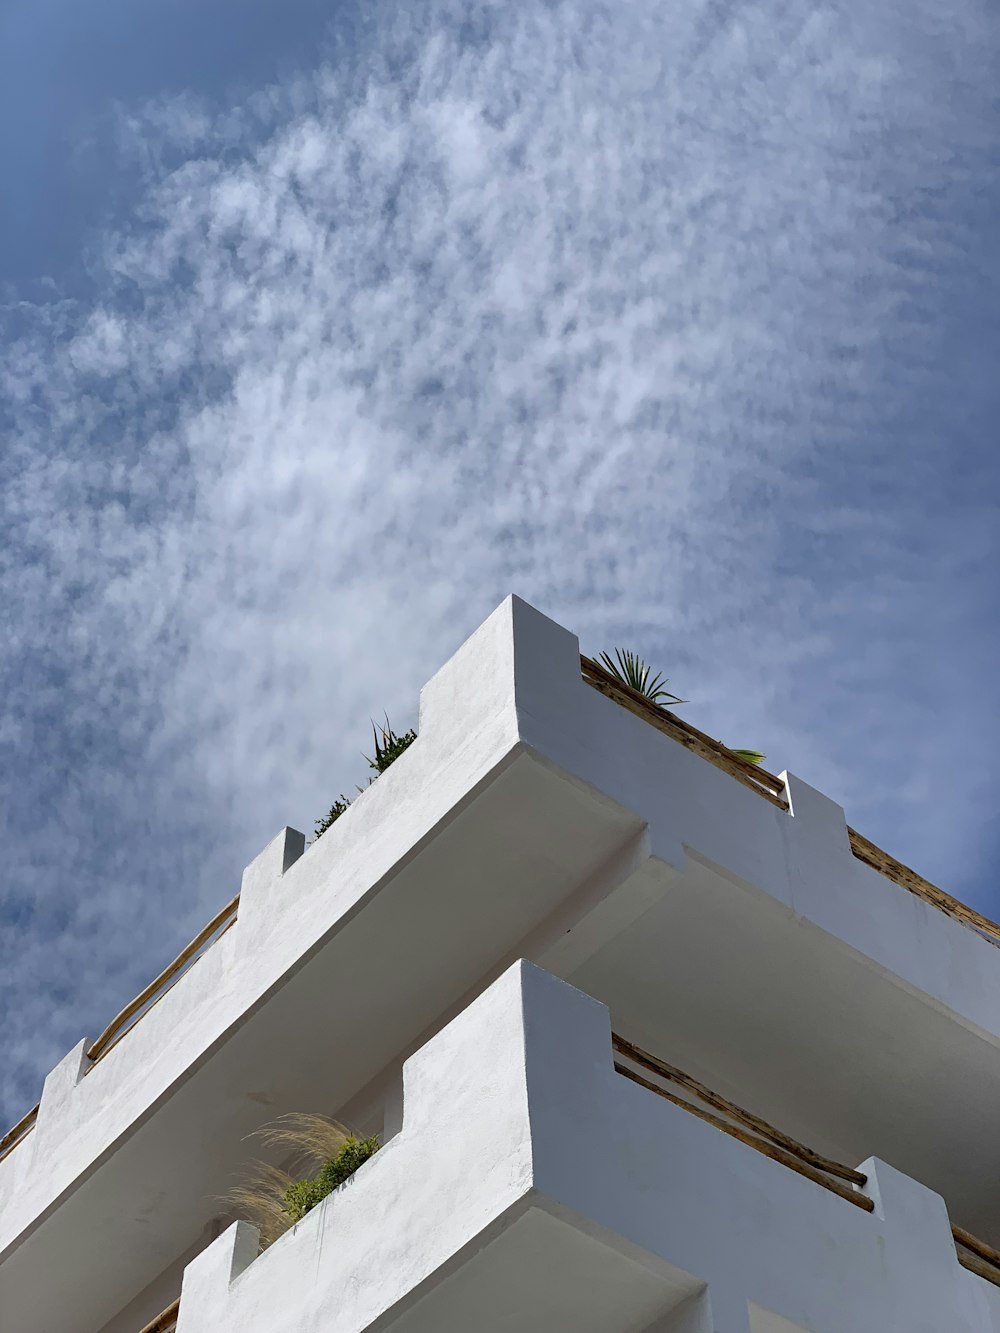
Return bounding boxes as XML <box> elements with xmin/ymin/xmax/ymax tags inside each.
<box><xmin>1</xmin><ymin>0</ymin><xmax>998</xmax><ymax>1125</ymax></box>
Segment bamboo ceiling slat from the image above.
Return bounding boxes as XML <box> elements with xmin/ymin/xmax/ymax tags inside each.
<box><xmin>613</xmin><ymin>1058</ymin><xmax>873</xmax><ymax>1212</ymax></box>
<box><xmin>87</xmin><ymin>893</ymin><xmax>240</xmax><ymax>1065</ymax></box>
<box><xmin>136</xmin><ymin>1297</ymin><xmax>180</xmax><ymax>1333</ymax></box>
<box><xmin>581</xmin><ymin>655</ymin><xmax>999</xmax><ymax>951</ymax></box>
<box><xmin>581</xmin><ymin>656</ymin><xmax>789</xmax><ymax>808</ymax></box>
<box><xmin>0</xmin><ymin>1103</ymin><xmax>38</xmax><ymax>1162</ymax></box>
<box><xmin>613</xmin><ymin>1034</ymin><xmax>867</xmax><ymax>1186</ymax></box>
<box><xmin>956</xmin><ymin>1245</ymin><xmax>1000</xmax><ymax>1290</ymax></box>
<box><xmin>848</xmin><ymin>828</ymin><xmax>1000</xmax><ymax>949</ymax></box>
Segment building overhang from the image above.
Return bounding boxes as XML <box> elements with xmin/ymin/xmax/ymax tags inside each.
<box><xmin>3</xmin><ymin>596</ymin><xmax>1000</xmax><ymax>1332</ymax></box>
<box><xmin>173</xmin><ymin>962</ymin><xmax>1000</xmax><ymax>1333</ymax></box>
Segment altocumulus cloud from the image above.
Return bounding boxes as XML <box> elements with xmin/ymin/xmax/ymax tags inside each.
<box><xmin>1</xmin><ymin>0</ymin><xmax>998</xmax><ymax>1121</ymax></box>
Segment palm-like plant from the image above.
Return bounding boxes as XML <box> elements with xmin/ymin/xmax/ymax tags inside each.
<box><xmin>598</xmin><ymin>649</ymin><xmax>687</xmax><ymax>707</ymax></box>
<box><xmin>598</xmin><ymin>648</ymin><xmax>765</xmax><ymax>765</ymax></box>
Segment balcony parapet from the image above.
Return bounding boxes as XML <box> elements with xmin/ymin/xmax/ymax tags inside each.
<box><xmin>6</xmin><ymin>597</ymin><xmax>1000</xmax><ymax>1333</ymax></box>
<box><xmin>174</xmin><ymin>961</ymin><xmax>1000</xmax><ymax>1333</ymax></box>
<box><xmin>0</xmin><ymin>598</ymin><xmax>559</xmax><ymax>1239</ymax></box>
<box><xmin>581</xmin><ymin>651</ymin><xmax>1000</xmax><ymax>949</ymax></box>
<box><xmin>6</xmin><ymin>597</ymin><xmax>1000</xmax><ymax>1194</ymax></box>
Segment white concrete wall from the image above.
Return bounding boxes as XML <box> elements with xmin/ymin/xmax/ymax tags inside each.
<box><xmin>0</xmin><ymin>597</ymin><xmax>535</xmax><ymax>1249</ymax></box>
<box><xmin>0</xmin><ymin>598</ymin><xmax>649</xmax><ymax>1333</ymax></box>
<box><xmin>175</xmin><ymin>960</ymin><xmax>538</xmax><ymax>1333</ymax></box>
<box><xmin>173</xmin><ymin>961</ymin><xmax>1000</xmax><ymax>1333</ymax></box>
<box><xmin>513</xmin><ymin>643</ymin><xmax>1000</xmax><ymax>1049</ymax></box>
<box><xmin>6</xmin><ymin>594</ymin><xmax>998</xmax><ymax>1256</ymax></box>
<box><xmin>520</xmin><ymin>960</ymin><xmax>998</xmax><ymax>1333</ymax></box>
<box><xmin>5</xmin><ymin>594</ymin><xmax>1000</xmax><ymax>1332</ymax></box>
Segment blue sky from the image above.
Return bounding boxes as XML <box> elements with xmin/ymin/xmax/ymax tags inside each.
<box><xmin>0</xmin><ymin>0</ymin><xmax>341</xmax><ymax>290</ymax></box>
<box><xmin>1</xmin><ymin>0</ymin><xmax>998</xmax><ymax>1126</ymax></box>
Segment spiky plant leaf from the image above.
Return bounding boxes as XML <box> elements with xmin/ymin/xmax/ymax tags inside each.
<box><xmin>364</xmin><ymin>716</ymin><xmax>417</xmax><ymax>775</ymax></box>
<box><xmin>729</xmin><ymin>748</ymin><xmax>766</xmax><ymax>765</ymax></box>
<box><xmin>313</xmin><ymin>716</ymin><xmax>416</xmax><ymax>841</ymax></box>
<box><xmin>596</xmin><ymin>649</ymin><xmax>764</xmax><ymax>761</ymax></box>
<box><xmin>598</xmin><ymin>649</ymin><xmax>686</xmax><ymax>708</ymax></box>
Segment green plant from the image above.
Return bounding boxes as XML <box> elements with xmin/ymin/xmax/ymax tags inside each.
<box><xmin>314</xmin><ymin>796</ymin><xmax>351</xmax><ymax>840</ymax></box>
<box><xmin>313</xmin><ymin>717</ymin><xmax>417</xmax><ymax>841</ymax></box>
<box><xmin>599</xmin><ymin>648</ymin><xmax>765</xmax><ymax>765</ymax></box>
<box><xmin>365</xmin><ymin>717</ymin><xmax>417</xmax><ymax>776</ymax></box>
<box><xmin>598</xmin><ymin>649</ymin><xmax>686</xmax><ymax>707</ymax></box>
<box><xmin>228</xmin><ymin>1114</ymin><xmax>380</xmax><ymax>1247</ymax></box>
<box><xmin>283</xmin><ymin>1135</ymin><xmax>381</xmax><ymax>1223</ymax></box>
<box><xmin>729</xmin><ymin>748</ymin><xmax>766</xmax><ymax>766</ymax></box>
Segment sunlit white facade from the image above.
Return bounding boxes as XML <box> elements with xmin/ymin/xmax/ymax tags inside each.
<box><xmin>2</xmin><ymin>596</ymin><xmax>999</xmax><ymax>1333</ymax></box>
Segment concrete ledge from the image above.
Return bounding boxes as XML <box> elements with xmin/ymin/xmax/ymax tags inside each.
<box><xmin>518</xmin><ymin>653</ymin><xmax>1000</xmax><ymax>1045</ymax></box>
<box><xmin>171</xmin><ymin>962</ymin><xmax>1000</xmax><ymax>1333</ymax></box>
<box><xmin>175</xmin><ymin>961</ymin><xmax>539</xmax><ymax>1333</ymax></box>
<box><xmin>1</xmin><ymin>596</ymin><xmax>626</xmax><ymax>1333</ymax></box>
<box><xmin>6</xmin><ymin>596</ymin><xmax>1000</xmax><ymax>1333</ymax></box>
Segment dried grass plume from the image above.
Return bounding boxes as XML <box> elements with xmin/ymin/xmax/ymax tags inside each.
<box><xmin>226</xmin><ymin>1113</ymin><xmax>354</xmax><ymax>1248</ymax></box>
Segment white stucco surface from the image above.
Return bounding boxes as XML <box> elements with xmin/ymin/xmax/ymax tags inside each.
<box><xmin>173</xmin><ymin>962</ymin><xmax>1000</xmax><ymax>1333</ymax></box>
<box><xmin>3</xmin><ymin>595</ymin><xmax>999</xmax><ymax>1333</ymax></box>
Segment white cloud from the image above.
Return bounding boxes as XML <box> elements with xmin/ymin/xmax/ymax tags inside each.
<box><xmin>1</xmin><ymin>0</ymin><xmax>998</xmax><ymax>1120</ymax></box>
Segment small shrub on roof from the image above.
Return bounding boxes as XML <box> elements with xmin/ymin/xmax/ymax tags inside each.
<box><xmin>365</xmin><ymin>717</ymin><xmax>417</xmax><ymax>775</ymax></box>
<box><xmin>599</xmin><ymin>648</ymin><xmax>765</xmax><ymax>765</ymax></box>
<box><xmin>313</xmin><ymin>795</ymin><xmax>352</xmax><ymax>841</ymax></box>
<box><xmin>313</xmin><ymin>717</ymin><xmax>417</xmax><ymax>840</ymax></box>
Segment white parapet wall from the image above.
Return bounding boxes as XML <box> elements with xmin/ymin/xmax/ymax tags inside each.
<box><xmin>173</xmin><ymin>960</ymin><xmax>1000</xmax><ymax>1333</ymax></box>
<box><xmin>4</xmin><ymin>596</ymin><xmax>1000</xmax><ymax>1333</ymax></box>
<box><xmin>0</xmin><ymin>597</ymin><xmax>644</xmax><ymax>1333</ymax></box>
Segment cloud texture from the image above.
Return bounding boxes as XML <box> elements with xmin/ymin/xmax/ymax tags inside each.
<box><xmin>1</xmin><ymin>0</ymin><xmax>998</xmax><ymax>1121</ymax></box>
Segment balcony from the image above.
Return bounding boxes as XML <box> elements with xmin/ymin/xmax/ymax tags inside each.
<box><xmin>4</xmin><ymin>597</ymin><xmax>1000</xmax><ymax>1332</ymax></box>
<box><xmin>169</xmin><ymin>961</ymin><xmax>1000</xmax><ymax>1333</ymax></box>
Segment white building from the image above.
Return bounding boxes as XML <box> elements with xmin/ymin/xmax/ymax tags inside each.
<box><xmin>2</xmin><ymin>595</ymin><xmax>1000</xmax><ymax>1333</ymax></box>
